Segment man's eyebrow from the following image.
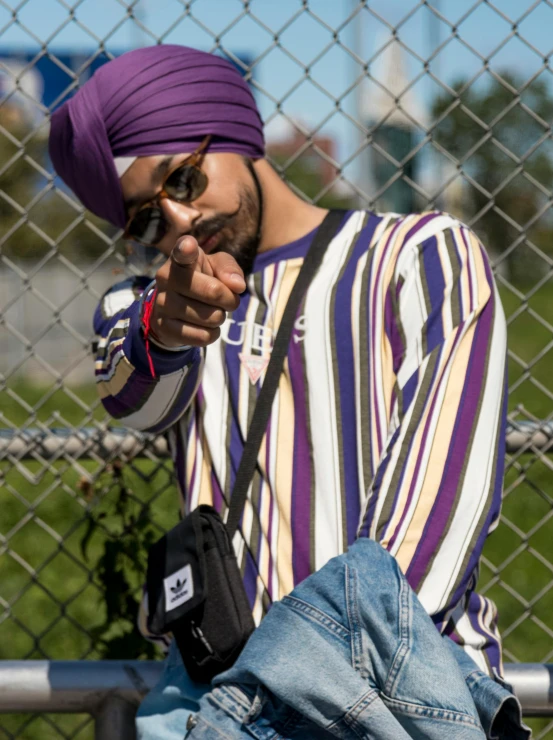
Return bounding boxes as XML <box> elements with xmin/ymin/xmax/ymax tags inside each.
<box><xmin>124</xmin><ymin>155</ymin><xmax>175</xmax><ymax>215</ymax></box>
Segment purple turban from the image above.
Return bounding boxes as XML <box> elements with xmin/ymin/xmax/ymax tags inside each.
<box><xmin>49</xmin><ymin>46</ymin><xmax>265</xmax><ymax>228</ymax></box>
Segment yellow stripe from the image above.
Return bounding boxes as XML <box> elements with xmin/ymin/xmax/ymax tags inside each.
<box><xmin>371</xmin><ymin>216</ymin><xmax>416</xmax><ymax>456</ymax></box>
<box><xmin>393</xmin><ymin>323</ymin><xmax>474</xmax><ymax>571</ymax></box>
<box><xmin>96</xmin><ymin>350</ymin><xmax>134</xmax><ymax>399</ymax></box>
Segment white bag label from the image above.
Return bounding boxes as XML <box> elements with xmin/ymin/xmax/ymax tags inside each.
<box><xmin>163</xmin><ymin>563</ymin><xmax>194</xmax><ymax>612</ymax></box>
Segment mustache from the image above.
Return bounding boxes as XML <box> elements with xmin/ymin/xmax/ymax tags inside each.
<box><xmin>191</xmin><ymin>203</ymin><xmax>241</xmax><ymax>244</ymax></box>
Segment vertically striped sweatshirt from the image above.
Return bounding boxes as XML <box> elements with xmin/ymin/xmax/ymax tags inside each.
<box><xmin>94</xmin><ymin>210</ymin><xmax>508</xmax><ymax>674</ymax></box>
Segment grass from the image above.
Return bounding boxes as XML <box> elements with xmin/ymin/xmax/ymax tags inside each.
<box><xmin>1</xmin><ymin>281</ymin><xmax>553</xmax><ymax>738</ymax></box>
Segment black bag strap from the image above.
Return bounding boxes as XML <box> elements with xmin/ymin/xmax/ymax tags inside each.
<box><xmin>226</xmin><ymin>209</ymin><xmax>345</xmax><ymax>538</ymax></box>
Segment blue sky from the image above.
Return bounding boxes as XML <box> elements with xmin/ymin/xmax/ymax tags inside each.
<box><xmin>1</xmin><ymin>0</ymin><xmax>552</xmax><ymax>187</ymax></box>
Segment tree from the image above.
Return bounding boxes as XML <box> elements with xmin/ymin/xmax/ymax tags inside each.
<box><xmin>431</xmin><ymin>72</ymin><xmax>553</xmax><ymax>282</ymax></box>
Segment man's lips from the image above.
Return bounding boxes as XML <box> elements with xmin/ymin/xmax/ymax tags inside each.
<box><xmin>198</xmin><ymin>231</ymin><xmax>221</xmax><ymax>253</ymax></box>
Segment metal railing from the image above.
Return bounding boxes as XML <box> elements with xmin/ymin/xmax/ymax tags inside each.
<box><xmin>0</xmin><ymin>660</ymin><xmax>550</xmax><ymax>739</ymax></box>
<box><xmin>2</xmin><ymin>420</ymin><xmax>553</xmax><ymax>460</ymax></box>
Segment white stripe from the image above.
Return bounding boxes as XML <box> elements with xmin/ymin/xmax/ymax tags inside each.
<box><xmin>202</xmin><ymin>334</ymin><xmax>229</xmax><ymax>497</ymax></box>
<box><xmin>96</xmin><ymin>317</ymin><xmax>130</xmax><ymax>352</ymax></box>
<box><xmin>385</xmin><ymin>341</ymin><xmax>452</xmax><ymax>552</ymax></box>
<box><xmin>367</xmin><ymin>214</ymin><xmax>397</xmax><ymax>475</ymax></box>
<box><xmin>368</xmin><ymin>354</ymin><xmax>427</xmax><ymax>540</ymax></box>
<box><xmin>104</xmin><ymin>289</ymin><xmax>137</xmax><ymax>317</ymax></box>
<box><xmin>238</xmin><ymin>297</ymin><xmax>260</xmax><ymax>434</ymax></box>
<box><xmin>437</xmin><ymin>230</ymin><xmax>454</xmax><ymax>338</ymax></box>
<box><xmin>396</xmin><ymin>213</ymin><xmax>459</xmax><ymax>268</ymax></box>
<box><xmin>454</xmin><ymin>611</ymin><xmax>490</xmax><ymax>673</ymax></box>
<box><xmin>304</xmin><ymin>211</ymin><xmax>363</xmax><ymax>570</ymax></box>
<box><xmin>351</xmin><ymin>251</ymin><xmax>368</xmax><ymax>507</ymax></box>
<box><xmin>396</xmin><ymin>247</ymin><xmax>427</xmax><ymax>388</ymax></box>
<box><xmin>268</xmin><ymin>382</ymin><xmax>281</xmax><ymax>600</ymax></box>
<box><xmin>189</xmin><ymin>425</ymin><xmax>203</xmax><ymax>512</ymax></box>
<box><xmin>95</xmin><ymin>345</ymin><xmax>125</xmax><ymax>381</ymax></box>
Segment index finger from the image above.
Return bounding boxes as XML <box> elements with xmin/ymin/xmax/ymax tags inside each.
<box><xmin>171</xmin><ymin>235</ymin><xmax>214</xmax><ymax>277</ymax></box>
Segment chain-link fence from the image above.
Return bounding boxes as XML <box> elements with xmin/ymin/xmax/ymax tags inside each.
<box><xmin>2</xmin><ymin>0</ymin><xmax>553</xmax><ymax>737</ymax></box>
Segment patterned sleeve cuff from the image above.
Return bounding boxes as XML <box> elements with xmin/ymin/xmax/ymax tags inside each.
<box><xmin>123</xmin><ymin>287</ymin><xmax>199</xmax><ymax>378</ymax></box>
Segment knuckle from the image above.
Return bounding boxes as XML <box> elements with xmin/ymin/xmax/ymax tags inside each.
<box><xmin>204</xmin><ymin>308</ymin><xmax>225</xmax><ymax>328</ymax></box>
<box><xmin>154</xmin><ymin>291</ymin><xmax>167</xmax><ymax>311</ymax></box>
<box><xmin>153</xmin><ymin>316</ymin><xmax>168</xmax><ymax>340</ymax></box>
<box><xmin>205</xmin><ymin>327</ymin><xmax>221</xmax><ymax>344</ymax></box>
<box><xmin>204</xmin><ymin>279</ymin><xmax>224</xmax><ymax>304</ymax></box>
<box><xmin>213</xmin><ymin>309</ymin><xmax>226</xmax><ymax>327</ymax></box>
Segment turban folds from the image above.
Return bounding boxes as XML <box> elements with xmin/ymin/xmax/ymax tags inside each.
<box><xmin>48</xmin><ymin>46</ymin><xmax>265</xmax><ymax>228</ymax></box>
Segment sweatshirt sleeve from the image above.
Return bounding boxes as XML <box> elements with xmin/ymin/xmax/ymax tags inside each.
<box><xmin>358</xmin><ymin>215</ymin><xmax>508</xmax><ymax>652</ymax></box>
<box><xmin>93</xmin><ymin>276</ymin><xmax>203</xmax><ymax>433</ymax></box>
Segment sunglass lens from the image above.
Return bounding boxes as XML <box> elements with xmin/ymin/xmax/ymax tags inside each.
<box><xmin>127</xmin><ymin>206</ymin><xmax>167</xmax><ymax>246</ymax></box>
<box><xmin>165</xmin><ymin>165</ymin><xmax>207</xmax><ymax>203</ymax></box>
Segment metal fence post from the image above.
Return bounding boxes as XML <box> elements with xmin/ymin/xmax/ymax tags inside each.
<box><xmin>94</xmin><ymin>696</ymin><xmax>138</xmax><ymax>740</ymax></box>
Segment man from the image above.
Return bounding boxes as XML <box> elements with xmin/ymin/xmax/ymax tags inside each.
<box><xmin>49</xmin><ymin>45</ymin><xmax>525</xmax><ymax>738</ymax></box>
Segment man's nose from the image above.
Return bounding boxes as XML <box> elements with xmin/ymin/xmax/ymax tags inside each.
<box><xmin>160</xmin><ymin>198</ymin><xmax>200</xmax><ymax>233</ymax></box>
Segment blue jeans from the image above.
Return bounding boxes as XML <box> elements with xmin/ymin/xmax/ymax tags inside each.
<box><xmin>136</xmin><ymin>539</ymin><xmax>529</xmax><ymax>739</ymax></box>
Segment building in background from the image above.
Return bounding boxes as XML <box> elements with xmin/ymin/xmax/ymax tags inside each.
<box><xmin>362</xmin><ymin>38</ymin><xmax>427</xmax><ymax>214</ymax></box>
<box><xmin>266</xmin><ymin>118</ymin><xmax>354</xmax><ymax>206</ymax></box>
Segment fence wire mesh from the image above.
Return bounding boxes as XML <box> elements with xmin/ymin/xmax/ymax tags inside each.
<box><xmin>1</xmin><ymin>0</ymin><xmax>553</xmax><ymax>737</ymax></box>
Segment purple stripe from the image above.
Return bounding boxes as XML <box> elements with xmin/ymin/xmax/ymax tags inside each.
<box><xmin>404</xmin><ymin>212</ymin><xmax>439</xmax><ymax>243</ymax></box>
<box><xmin>448</xmin><ymin>338</ymin><xmax>507</xmax><ymax>608</ymax></box>
<box><xmin>211</xmin><ymin>469</ymin><xmax>224</xmax><ymax>512</ymax></box>
<box><xmin>408</xmin><ymin>292</ymin><xmax>494</xmax><ymax>590</ymax></box>
<box><xmin>224</xmin><ymin>293</ymin><xmax>250</xmax><ymax>496</ymax></box>
<box><xmin>243</xmin><ymin>550</ymin><xmax>259</xmax><ymax>609</ymax></box>
<box><xmin>421</xmin><ymin>236</ymin><xmax>445</xmax><ymax>353</ymax></box>
<box><xmin>333</xmin><ymin>217</ymin><xmax>377</xmax><ymax>544</ymax></box>
<box><xmin>360</xmin><ymin>366</ymin><xmax>424</xmax><ymax>537</ymax></box>
<box><xmin>469</xmin><ymin>593</ymin><xmax>501</xmax><ymax>672</ymax></box>
<box><xmin>101</xmin><ymin>368</ymin><xmax>155</xmax><ymax>418</ymax></box>
<box><xmin>288</xmin><ymin>329</ymin><xmax>312</xmax><ymax>584</ymax></box>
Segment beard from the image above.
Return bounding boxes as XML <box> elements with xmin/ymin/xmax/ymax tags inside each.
<box><xmin>191</xmin><ymin>166</ymin><xmax>262</xmax><ymax>276</ymax></box>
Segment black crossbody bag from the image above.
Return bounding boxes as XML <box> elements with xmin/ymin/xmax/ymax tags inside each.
<box><xmin>146</xmin><ymin>210</ymin><xmax>345</xmax><ymax>683</ymax></box>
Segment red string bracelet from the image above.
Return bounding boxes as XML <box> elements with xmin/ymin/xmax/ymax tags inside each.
<box><xmin>141</xmin><ymin>288</ymin><xmax>158</xmax><ymax>379</ymax></box>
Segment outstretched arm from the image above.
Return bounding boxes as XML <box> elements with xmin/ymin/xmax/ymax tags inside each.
<box><xmin>93</xmin><ymin>236</ymin><xmax>245</xmax><ymax>433</ymax></box>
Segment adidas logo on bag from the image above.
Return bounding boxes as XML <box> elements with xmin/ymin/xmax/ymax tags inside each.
<box><xmin>163</xmin><ymin>564</ymin><xmax>194</xmax><ymax>612</ymax></box>
<box><xmin>171</xmin><ymin>578</ymin><xmax>186</xmax><ymax>595</ymax></box>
